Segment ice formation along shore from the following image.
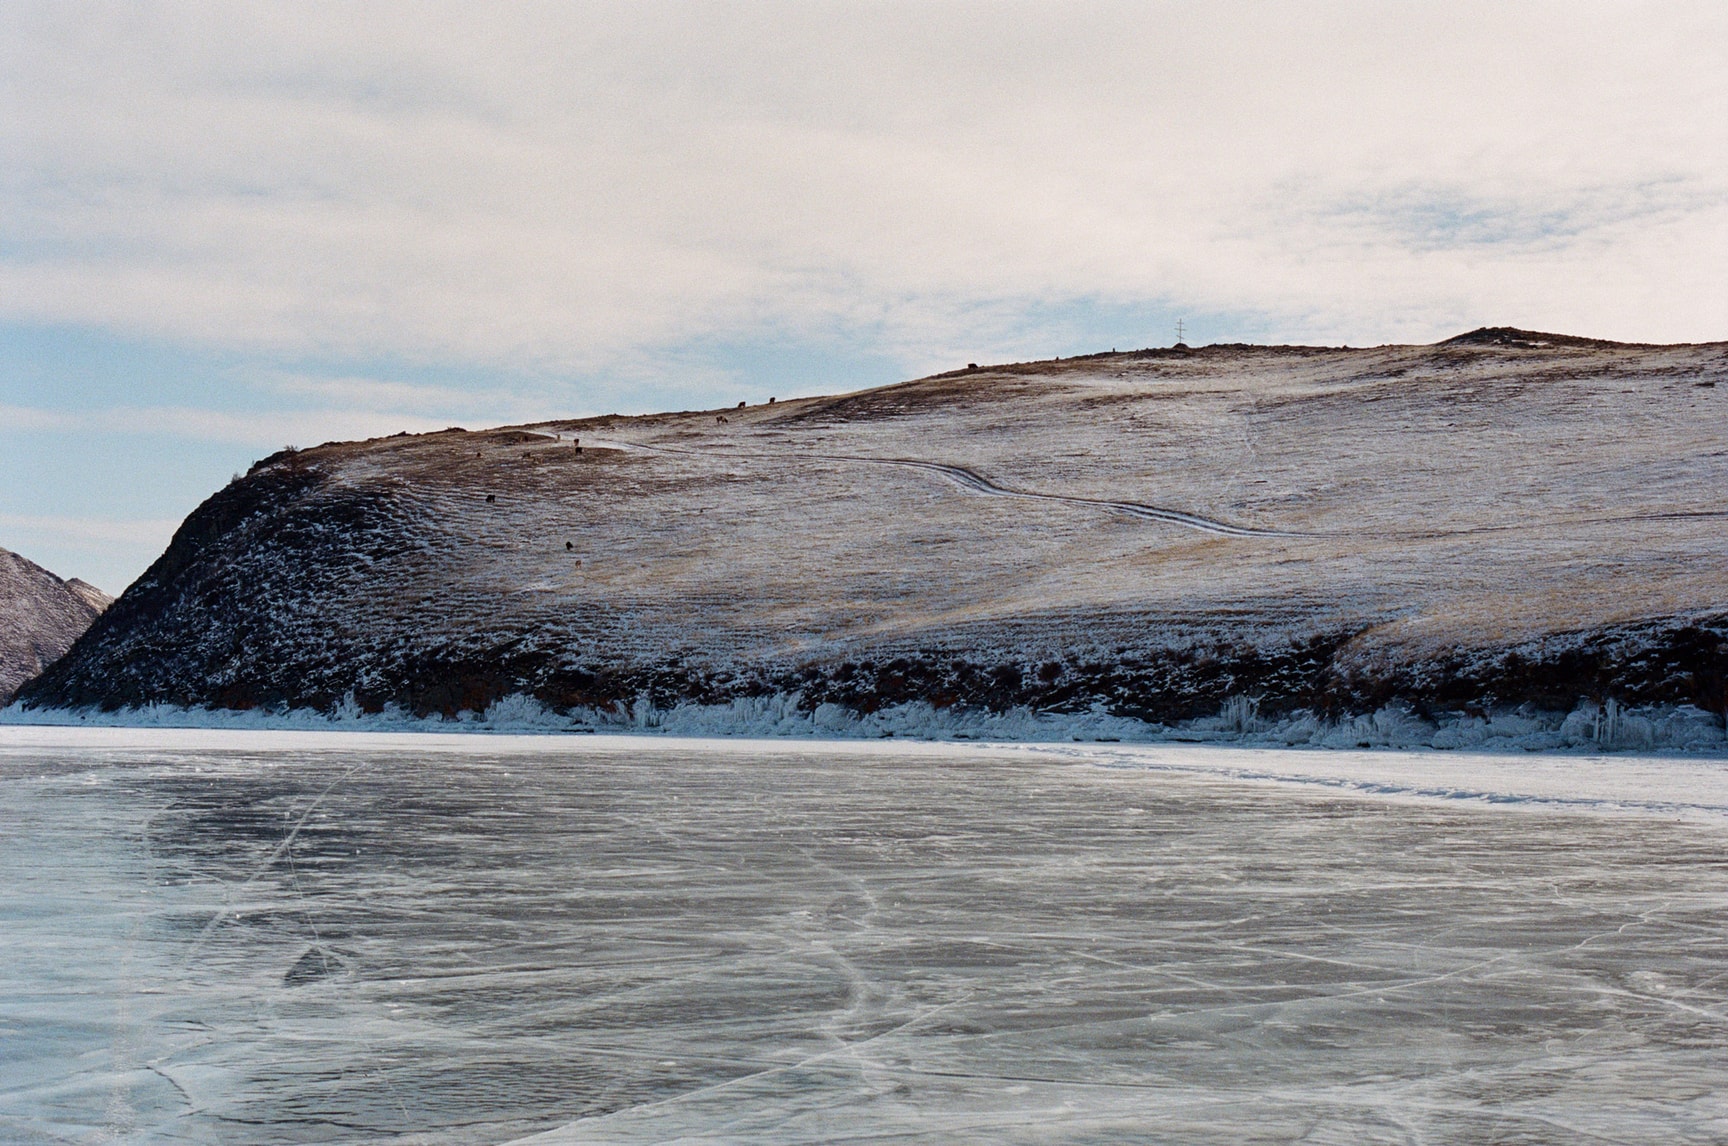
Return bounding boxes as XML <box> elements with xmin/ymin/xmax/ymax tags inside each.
<box><xmin>6</xmin><ymin>692</ymin><xmax>1725</xmax><ymax>756</ymax></box>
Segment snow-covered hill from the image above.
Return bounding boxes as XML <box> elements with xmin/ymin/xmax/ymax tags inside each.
<box><xmin>0</xmin><ymin>547</ymin><xmax>110</xmax><ymax>703</ymax></box>
<box><xmin>14</xmin><ymin>330</ymin><xmax>1728</xmax><ymax>736</ymax></box>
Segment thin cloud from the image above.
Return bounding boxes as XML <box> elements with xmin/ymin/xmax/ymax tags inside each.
<box><xmin>256</xmin><ymin>371</ymin><xmax>542</xmax><ymax>420</ymax></box>
<box><xmin>1304</xmin><ymin>177</ymin><xmax>1726</xmax><ymax>255</ymax></box>
<box><xmin>0</xmin><ymin>404</ymin><xmax>71</xmax><ymax>431</ymax></box>
<box><xmin>0</xmin><ymin>512</ymin><xmax>182</xmax><ymax>548</ymax></box>
<box><xmin>1</xmin><ymin>403</ymin><xmax>455</xmax><ymax>448</ymax></box>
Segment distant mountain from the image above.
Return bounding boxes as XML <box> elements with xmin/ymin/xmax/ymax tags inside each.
<box><xmin>14</xmin><ymin>332</ymin><xmax>1728</xmax><ymax>729</ymax></box>
<box><xmin>1</xmin><ymin>547</ymin><xmax>111</xmax><ymax>704</ymax></box>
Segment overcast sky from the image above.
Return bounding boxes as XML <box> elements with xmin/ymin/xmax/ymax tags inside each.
<box><xmin>4</xmin><ymin>1</ymin><xmax>1726</xmax><ymax>592</ymax></box>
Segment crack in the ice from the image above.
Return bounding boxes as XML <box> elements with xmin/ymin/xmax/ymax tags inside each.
<box><xmin>177</xmin><ymin>758</ymin><xmax>370</xmax><ymax>966</ymax></box>
<box><xmin>517</xmin><ymin>993</ymin><xmax>979</xmax><ymax>1138</ymax></box>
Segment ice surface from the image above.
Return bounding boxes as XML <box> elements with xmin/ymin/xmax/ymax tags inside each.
<box><xmin>3</xmin><ymin>728</ymin><xmax>1728</xmax><ymax>1143</ymax></box>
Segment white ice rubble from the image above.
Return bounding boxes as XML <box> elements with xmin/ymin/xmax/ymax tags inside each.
<box><xmin>5</xmin><ymin>690</ymin><xmax>1723</xmax><ymax>755</ymax></box>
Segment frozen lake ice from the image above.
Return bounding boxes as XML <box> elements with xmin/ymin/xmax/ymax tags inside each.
<box><xmin>3</xmin><ymin>728</ymin><xmax>1727</xmax><ymax>1144</ymax></box>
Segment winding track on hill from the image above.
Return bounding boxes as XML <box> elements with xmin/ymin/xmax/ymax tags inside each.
<box><xmin>574</xmin><ymin>434</ymin><xmax>1728</xmax><ymax>542</ymax></box>
<box><xmin>804</xmin><ymin>458</ymin><xmax>1728</xmax><ymax>540</ymax></box>
<box><xmin>580</xmin><ymin>436</ymin><xmax>1300</xmax><ymax>538</ymax></box>
<box><xmin>843</xmin><ymin>456</ymin><xmax>1296</xmax><ymax>537</ymax></box>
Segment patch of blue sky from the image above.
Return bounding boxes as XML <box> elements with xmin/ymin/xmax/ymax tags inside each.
<box><xmin>1</xmin><ymin>322</ymin><xmax>231</xmax><ymax>412</ymax></box>
<box><xmin>0</xmin><ymin>430</ymin><xmax>239</xmax><ymax>594</ymax></box>
<box><xmin>0</xmin><ymin>323</ymin><xmax>526</xmax><ymax>589</ymax></box>
<box><xmin>0</xmin><ymin>322</ymin><xmax>507</xmax><ymax>420</ymax></box>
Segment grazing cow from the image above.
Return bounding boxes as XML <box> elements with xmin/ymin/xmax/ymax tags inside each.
<box><xmin>485</xmin><ymin>494</ymin><xmax>496</xmax><ymax>503</ymax></box>
<box><xmin>767</xmin><ymin>396</ymin><xmax>776</xmax><ymax>404</ymax></box>
<box><xmin>716</xmin><ymin>415</ymin><xmax>729</xmax><ymax>424</ymax></box>
<box><xmin>736</xmin><ymin>400</ymin><xmax>746</xmax><ymax>408</ymax></box>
